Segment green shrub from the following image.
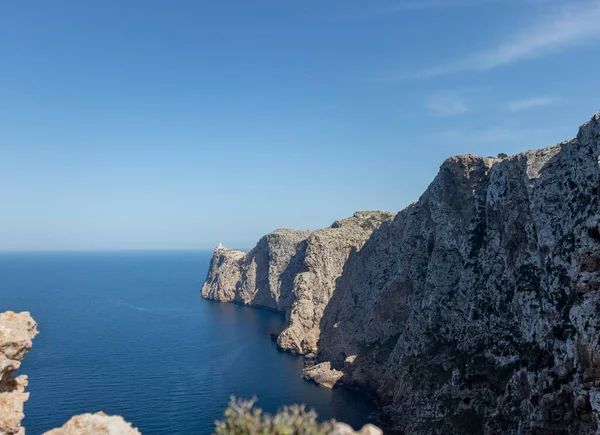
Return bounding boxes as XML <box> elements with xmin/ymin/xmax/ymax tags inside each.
<box><xmin>214</xmin><ymin>397</ymin><xmax>335</xmax><ymax>435</ymax></box>
<box><xmin>497</xmin><ymin>153</ymin><xmax>508</xmax><ymax>159</ymax></box>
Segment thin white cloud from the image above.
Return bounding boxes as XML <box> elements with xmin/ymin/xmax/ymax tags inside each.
<box><xmin>426</xmin><ymin>92</ymin><xmax>469</xmax><ymax>116</ymax></box>
<box><xmin>507</xmin><ymin>97</ymin><xmax>558</xmax><ymax>112</ymax></box>
<box><xmin>420</xmin><ymin>0</ymin><xmax>600</xmax><ymax>77</ymax></box>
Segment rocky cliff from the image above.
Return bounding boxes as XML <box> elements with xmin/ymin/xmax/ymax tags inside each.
<box><xmin>205</xmin><ymin>113</ymin><xmax>600</xmax><ymax>434</ymax></box>
<box><xmin>202</xmin><ymin>211</ymin><xmax>394</xmax><ymax>354</ymax></box>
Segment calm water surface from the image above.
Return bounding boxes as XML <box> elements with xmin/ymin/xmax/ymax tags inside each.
<box><xmin>0</xmin><ymin>251</ymin><xmax>374</xmax><ymax>434</ymax></box>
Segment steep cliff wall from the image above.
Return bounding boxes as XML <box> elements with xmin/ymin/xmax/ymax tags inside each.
<box><xmin>202</xmin><ymin>228</ymin><xmax>311</xmax><ymax>312</ymax></box>
<box><xmin>312</xmin><ymin>114</ymin><xmax>600</xmax><ymax>434</ymax></box>
<box><xmin>204</xmin><ymin>113</ymin><xmax>600</xmax><ymax>434</ymax></box>
<box><xmin>201</xmin><ymin>211</ymin><xmax>394</xmax><ymax>354</ymax></box>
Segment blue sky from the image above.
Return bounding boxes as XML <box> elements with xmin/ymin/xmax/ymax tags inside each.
<box><xmin>1</xmin><ymin>0</ymin><xmax>599</xmax><ymax>250</ymax></box>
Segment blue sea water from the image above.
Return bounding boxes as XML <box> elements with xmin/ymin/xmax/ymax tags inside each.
<box><xmin>0</xmin><ymin>251</ymin><xmax>374</xmax><ymax>434</ymax></box>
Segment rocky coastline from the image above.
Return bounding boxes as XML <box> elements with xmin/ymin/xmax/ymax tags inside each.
<box><xmin>202</xmin><ymin>211</ymin><xmax>395</xmax><ymax>355</ymax></box>
<box><xmin>203</xmin><ymin>113</ymin><xmax>600</xmax><ymax>434</ymax></box>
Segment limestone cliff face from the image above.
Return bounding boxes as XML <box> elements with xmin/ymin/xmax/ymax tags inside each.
<box><xmin>203</xmin><ymin>228</ymin><xmax>311</xmax><ymax>312</ymax></box>
<box><xmin>312</xmin><ymin>114</ymin><xmax>600</xmax><ymax>433</ymax></box>
<box><xmin>201</xmin><ymin>211</ymin><xmax>394</xmax><ymax>354</ymax></box>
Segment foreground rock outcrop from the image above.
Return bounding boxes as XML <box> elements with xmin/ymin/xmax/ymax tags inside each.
<box><xmin>0</xmin><ymin>311</ymin><xmax>38</xmax><ymax>435</ymax></box>
<box><xmin>0</xmin><ymin>311</ymin><xmax>141</xmax><ymax>435</ymax></box>
<box><xmin>202</xmin><ymin>211</ymin><xmax>394</xmax><ymax>354</ymax></box>
<box><xmin>205</xmin><ymin>114</ymin><xmax>600</xmax><ymax>433</ymax></box>
<box><xmin>43</xmin><ymin>413</ymin><xmax>141</xmax><ymax>435</ymax></box>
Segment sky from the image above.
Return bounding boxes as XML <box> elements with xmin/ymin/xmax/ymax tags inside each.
<box><xmin>1</xmin><ymin>0</ymin><xmax>599</xmax><ymax>251</ymax></box>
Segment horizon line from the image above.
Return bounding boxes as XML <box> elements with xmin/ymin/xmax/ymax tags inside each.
<box><xmin>0</xmin><ymin>248</ymin><xmax>225</xmax><ymax>254</ymax></box>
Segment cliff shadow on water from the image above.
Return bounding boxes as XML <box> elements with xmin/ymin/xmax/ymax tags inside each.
<box><xmin>200</xmin><ymin>297</ymin><xmax>380</xmax><ymax>431</ymax></box>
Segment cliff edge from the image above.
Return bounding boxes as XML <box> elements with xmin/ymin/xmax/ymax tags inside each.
<box><xmin>202</xmin><ymin>211</ymin><xmax>394</xmax><ymax>354</ymax></box>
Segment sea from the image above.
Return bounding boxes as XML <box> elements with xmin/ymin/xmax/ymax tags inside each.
<box><xmin>0</xmin><ymin>251</ymin><xmax>375</xmax><ymax>434</ymax></box>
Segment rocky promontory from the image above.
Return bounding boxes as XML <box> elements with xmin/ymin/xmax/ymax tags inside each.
<box><xmin>202</xmin><ymin>211</ymin><xmax>394</xmax><ymax>354</ymax></box>
<box><xmin>204</xmin><ymin>113</ymin><xmax>600</xmax><ymax>434</ymax></box>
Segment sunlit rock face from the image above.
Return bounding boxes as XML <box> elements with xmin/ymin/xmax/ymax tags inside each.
<box><xmin>202</xmin><ymin>211</ymin><xmax>394</xmax><ymax>355</ymax></box>
<box><xmin>315</xmin><ymin>114</ymin><xmax>600</xmax><ymax>434</ymax></box>
<box><xmin>0</xmin><ymin>311</ymin><xmax>38</xmax><ymax>435</ymax></box>
<box><xmin>43</xmin><ymin>412</ymin><xmax>141</xmax><ymax>435</ymax></box>
<box><xmin>302</xmin><ymin>362</ymin><xmax>343</xmax><ymax>389</ymax></box>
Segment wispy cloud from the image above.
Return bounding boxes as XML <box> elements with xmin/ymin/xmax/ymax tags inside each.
<box><xmin>426</xmin><ymin>92</ymin><xmax>469</xmax><ymax>116</ymax></box>
<box><xmin>366</xmin><ymin>0</ymin><xmax>600</xmax><ymax>81</ymax></box>
<box><xmin>420</xmin><ymin>0</ymin><xmax>600</xmax><ymax>77</ymax></box>
<box><xmin>507</xmin><ymin>97</ymin><xmax>558</xmax><ymax>112</ymax></box>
